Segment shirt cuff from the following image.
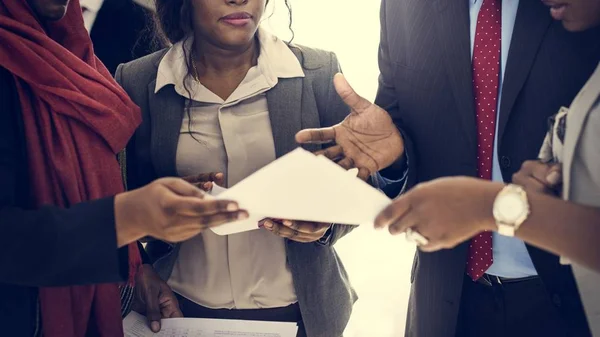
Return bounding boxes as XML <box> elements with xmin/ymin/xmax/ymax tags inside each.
<box><xmin>316</xmin><ymin>225</ymin><xmax>335</xmax><ymax>246</ymax></box>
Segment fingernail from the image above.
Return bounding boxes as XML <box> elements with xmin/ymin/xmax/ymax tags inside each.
<box><xmin>227</xmin><ymin>203</ymin><xmax>238</xmax><ymax>211</ymax></box>
<box><xmin>283</xmin><ymin>220</ymin><xmax>292</xmax><ymax>227</ymax></box>
<box><xmin>263</xmin><ymin>221</ymin><xmax>273</xmax><ymax>229</ymax></box>
<box><xmin>547</xmin><ymin>171</ymin><xmax>560</xmax><ymax>185</ymax></box>
<box><xmin>238</xmin><ymin>212</ymin><xmax>248</xmax><ymax>220</ymax></box>
<box><xmin>151</xmin><ymin>321</ymin><xmax>160</xmax><ymax>332</ymax></box>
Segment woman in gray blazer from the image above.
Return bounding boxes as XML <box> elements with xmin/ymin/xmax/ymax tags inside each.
<box><xmin>116</xmin><ymin>1</ymin><xmax>356</xmax><ymax>336</ymax></box>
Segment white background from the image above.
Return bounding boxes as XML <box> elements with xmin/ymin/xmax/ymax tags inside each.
<box><xmin>264</xmin><ymin>1</ymin><xmax>416</xmax><ymax>336</ymax></box>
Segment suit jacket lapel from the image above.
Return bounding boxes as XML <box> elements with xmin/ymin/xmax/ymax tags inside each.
<box><xmin>432</xmin><ymin>0</ymin><xmax>477</xmax><ymax>150</ymax></box>
<box><xmin>266</xmin><ymin>77</ymin><xmax>304</xmax><ymax>158</ymax></box>
<box><xmin>148</xmin><ymin>81</ymin><xmax>186</xmax><ymax>177</ymax></box>
<box><xmin>497</xmin><ymin>0</ymin><xmax>552</xmax><ymax>142</ymax></box>
<box><xmin>562</xmin><ymin>67</ymin><xmax>600</xmax><ymax>199</ymax></box>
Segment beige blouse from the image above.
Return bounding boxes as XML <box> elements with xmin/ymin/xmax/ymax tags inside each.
<box><xmin>155</xmin><ymin>28</ymin><xmax>305</xmax><ymax>309</ymax></box>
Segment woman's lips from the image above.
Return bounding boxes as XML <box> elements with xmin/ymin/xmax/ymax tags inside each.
<box><xmin>221</xmin><ymin>12</ymin><xmax>252</xmax><ymax>27</ymax></box>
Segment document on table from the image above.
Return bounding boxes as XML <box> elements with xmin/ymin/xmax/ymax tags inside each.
<box><xmin>209</xmin><ymin>148</ymin><xmax>392</xmax><ymax>235</ymax></box>
<box><xmin>123</xmin><ymin>311</ymin><xmax>298</xmax><ymax>337</ymax></box>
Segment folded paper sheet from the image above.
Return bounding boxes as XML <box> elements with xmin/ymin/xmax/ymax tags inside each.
<box><xmin>210</xmin><ymin>148</ymin><xmax>391</xmax><ymax>235</ymax></box>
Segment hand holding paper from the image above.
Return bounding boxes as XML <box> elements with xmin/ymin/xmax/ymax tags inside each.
<box><xmin>209</xmin><ymin>148</ymin><xmax>392</xmax><ymax>235</ymax></box>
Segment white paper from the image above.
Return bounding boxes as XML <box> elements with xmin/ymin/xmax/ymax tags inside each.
<box><xmin>210</xmin><ymin>148</ymin><xmax>391</xmax><ymax>235</ymax></box>
<box><xmin>123</xmin><ymin>311</ymin><xmax>298</xmax><ymax>337</ymax></box>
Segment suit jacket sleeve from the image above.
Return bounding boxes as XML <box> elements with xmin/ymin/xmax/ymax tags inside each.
<box><xmin>374</xmin><ymin>0</ymin><xmax>417</xmax><ymax>196</ymax></box>
<box><xmin>0</xmin><ymin>67</ymin><xmax>128</xmax><ymax>287</ymax></box>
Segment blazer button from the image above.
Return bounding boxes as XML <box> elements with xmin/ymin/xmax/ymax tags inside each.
<box><xmin>552</xmin><ymin>294</ymin><xmax>562</xmax><ymax>307</ymax></box>
<box><xmin>500</xmin><ymin>156</ymin><xmax>511</xmax><ymax>169</ymax></box>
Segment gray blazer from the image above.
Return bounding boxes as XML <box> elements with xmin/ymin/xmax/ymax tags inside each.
<box><xmin>115</xmin><ymin>45</ymin><xmax>357</xmax><ymax>337</ymax></box>
<box><xmin>540</xmin><ymin>63</ymin><xmax>600</xmax><ymax>337</ymax></box>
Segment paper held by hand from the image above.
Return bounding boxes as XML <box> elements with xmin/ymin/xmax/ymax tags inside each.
<box><xmin>210</xmin><ymin>148</ymin><xmax>391</xmax><ymax>235</ymax></box>
<box><xmin>123</xmin><ymin>311</ymin><xmax>298</xmax><ymax>337</ymax></box>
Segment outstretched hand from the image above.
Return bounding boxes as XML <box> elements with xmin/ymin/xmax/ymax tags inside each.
<box><xmin>295</xmin><ymin>73</ymin><xmax>404</xmax><ymax>180</ymax></box>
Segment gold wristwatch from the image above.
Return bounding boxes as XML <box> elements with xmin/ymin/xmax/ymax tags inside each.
<box><xmin>492</xmin><ymin>184</ymin><xmax>530</xmax><ymax>237</ymax></box>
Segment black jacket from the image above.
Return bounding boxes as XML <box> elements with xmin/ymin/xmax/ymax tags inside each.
<box><xmin>0</xmin><ymin>66</ymin><xmax>129</xmax><ymax>336</ymax></box>
<box><xmin>376</xmin><ymin>0</ymin><xmax>600</xmax><ymax>336</ymax></box>
<box><xmin>90</xmin><ymin>0</ymin><xmax>155</xmax><ymax>75</ymax></box>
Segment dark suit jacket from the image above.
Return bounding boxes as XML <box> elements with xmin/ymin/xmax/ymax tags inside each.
<box><xmin>0</xmin><ymin>66</ymin><xmax>130</xmax><ymax>336</ymax></box>
<box><xmin>90</xmin><ymin>0</ymin><xmax>155</xmax><ymax>75</ymax></box>
<box><xmin>376</xmin><ymin>0</ymin><xmax>600</xmax><ymax>336</ymax></box>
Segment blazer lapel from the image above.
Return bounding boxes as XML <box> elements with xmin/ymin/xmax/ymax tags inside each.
<box><xmin>432</xmin><ymin>0</ymin><xmax>477</xmax><ymax>150</ymax></box>
<box><xmin>266</xmin><ymin>77</ymin><xmax>304</xmax><ymax>158</ymax></box>
<box><xmin>562</xmin><ymin>66</ymin><xmax>600</xmax><ymax>199</ymax></box>
<box><xmin>497</xmin><ymin>0</ymin><xmax>552</xmax><ymax>142</ymax></box>
<box><xmin>148</xmin><ymin>82</ymin><xmax>186</xmax><ymax>177</ymax></box>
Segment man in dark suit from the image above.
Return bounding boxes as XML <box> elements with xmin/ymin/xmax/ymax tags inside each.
<box><xmin>296</xmin><ymin>0</ymin><xmax>600</xmax><ymax>336</ymax></box>
<box><xmin>81</xmin><ymin>0</ymin><xmax>155</xmax><ymax>75</ymax></box>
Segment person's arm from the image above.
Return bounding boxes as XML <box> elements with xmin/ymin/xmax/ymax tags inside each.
<box><xmin>0</xmin><ymin>69</ymin><xmax>127</xmax><ymax>287</ymax></box>
<box><xmin>513</xmin><ymin>191</ymin><xmax>600</xmax><ymax>272</ymax></box>
<box><xmin>372</xmin><ymin>0</ymin><xmax>416</xmax><ymax>198</ymax></box>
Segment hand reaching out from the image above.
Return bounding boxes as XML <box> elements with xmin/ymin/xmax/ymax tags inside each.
<box><xmin>295</xmin><ymin>73</ymin><xmax>405</xmax><ymax>180</ymax></box>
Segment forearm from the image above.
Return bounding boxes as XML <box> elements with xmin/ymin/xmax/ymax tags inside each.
<box><xmin>516</xmin><ymin>192</ymin><xmax>600</xmax><ymax>273</ymax></box>
<box><xmin>481</xmin><ymin>184</ymin><xmax>600</xmax><ymax>272</ymax></box>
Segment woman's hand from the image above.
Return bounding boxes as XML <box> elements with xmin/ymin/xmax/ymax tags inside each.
<box><xmin>512</xmin><ymin>160</ymin><xmax>562</xmax><ymax>196</ymax></box>
<box><xmin>132</xmin><ymin>264</ymin><xmax>182</xmax><ymax>333</ymax></box>
<box><xmin>114</xmin><ymin>178</ymin><xmax>247</xmax><ymax>247</ymax></box>
<box><xmin>259</xmin><ymin>219</ymin><xmax>331</xmax><ymax>243</ymax></box>
<box><xmin>374</xmin><ymin>177</ymin><xmax>502</xmax><ymax>252</ymax></box>
<box><xmin>182</xmin><ymin>172</ymin><xmax>225</xmax><ymax>192</ymax></box>
<box><xmin>295</xmin><ymin>74</ymin><xmax>404</xmax><ymax>181</ymax></box>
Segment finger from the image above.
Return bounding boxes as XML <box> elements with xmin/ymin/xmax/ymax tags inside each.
<box><xmin>529</xmin><ymin>162</ymin><xmax>559</xmax><ymax>188</ymax></box>
<box><xmin>159</xmin><ymin>290</ymin><xmax>183</xmax><ymax>318</ymax></box>
<box><xmin>315</xmin><ymin>145</ymin><xmax>345</xmax><ymax>161</ymax></box>
<box><xmin>281</xmin><ymin>220</ymin><xmax>329</xmax><ymax>235</ymax></box>
<box><xmin>357</xmin><ymin>168</ymin><xmax>370</xmax><ymax>181</ymax></box>
<box><xmin>160</xmin><ymin>178</ymin><xmax>206</xmax><ymax>199</ymax></box>
<box><xmin>166</xmin><ymin>194</ymin><xmax>240</xmax><ymax>217</ymax></box>
<box><xmin>336</xmin><ymin>157</ymin><xmax>355</xmax><ymax>170</ymax></box>
<box><xmin>546</xmin><ymin>164</ymin><xmax>562</xmax><ymax>186</ymax></box>
<box><xmin>262</xmin><ymin>220</ymin><xmax>318</xmax><ymax>242</ymax></box>
<box><xmin>333</xmin><ymin>73</ymin><xmax>371</xmax><ymax>113</ymax></box>
<box><xmin>512</xmin><ymin>172</ymin><xmax>551</xmax><ymax>194</ymax></box>
<box><xmin>374</xmin><ymin>196</ymin><xmax>412</xmax><ymax>229</ymax></box>
<box><xmin>295</xmin><ymin>127</ymin><xmax>337</xmax><ymax>145</ymax></box>
<box><xmin>144</xmin><ymin>288</ymin><xmax>162</xmax><ymax>332</ymax></box>
<box><xmin>388</xmin><ymin>207</ymin><xmax>418</xmax><ymax>236</ymax></box>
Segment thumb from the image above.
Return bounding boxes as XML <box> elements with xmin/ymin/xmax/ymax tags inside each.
<box><xmin>145</xmin><ymin>288</ymin><xmax>162</xmax><ymax>332</ymax></box>
<box><xmin>333</xmin><ymin>73</ymin><xmax>371</xmax><ymax>113</ymax></box>
<box><xmin>546</xmin><ymin>164</ymin><xmax>563</xmax><ymax>186</ymax></box>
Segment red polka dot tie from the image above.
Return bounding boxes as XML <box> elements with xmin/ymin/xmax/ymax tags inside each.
<box><xmin>466</xmin><ymin>0</ymin><xmax>502</xmax><ymax>281</ymax></box>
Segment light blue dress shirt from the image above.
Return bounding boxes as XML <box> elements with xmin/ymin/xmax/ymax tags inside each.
<box><xmin>469</xmin><ymin>0</ymin><xmax>537</xmax><ymax>278</ymax></box>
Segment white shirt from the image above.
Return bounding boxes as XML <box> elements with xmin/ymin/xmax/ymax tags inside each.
<box><xmin>156</xmin><ymin>28</ymin><xmax>305</xmax><ymax>309</ymax></box>
<box><xmin>80</xmin><ymin>0</ymin><xmax>105</xmax><ymax>33</ymax></box>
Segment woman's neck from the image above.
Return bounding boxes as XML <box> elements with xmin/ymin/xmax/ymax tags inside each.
<box><xmin>191</xmin><ymin>35</ymin><xmax>259</xmax><ymax>100</ymax></box>
<box><xmin>193</xmin><ymin>36</ymin><xmax>258</xmax><ymax>75</ymax></box>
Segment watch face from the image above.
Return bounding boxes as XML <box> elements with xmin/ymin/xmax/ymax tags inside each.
<box><xmin>496</xmin><ymin>193</ymin><xmax>525</xmax><ymax>222</ymax></box>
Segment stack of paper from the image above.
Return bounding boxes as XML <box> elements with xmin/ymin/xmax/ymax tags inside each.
<box><xmin>123</xmin><ymin>311</ymin><xmax>298</xmax><ymax>337</ymax></box>
<box><xmin>209</xmin><ymin>148</ymin><xmax>392</xmax><ymax>235</ymax></box>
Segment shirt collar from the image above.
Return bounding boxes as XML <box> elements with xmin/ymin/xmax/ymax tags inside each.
<box><xmin>155</xmin><ymin>27</ymin><xmax>305</xmax><ymax>94</ymax></box>
<box><xmin>80</xmin><ymin>0</ymin><xmax>104</xmax><ymax>12</ymax></box>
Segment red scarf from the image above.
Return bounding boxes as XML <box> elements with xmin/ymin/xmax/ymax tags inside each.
<box><xmin>0</xmin><ymin>1</ymin><xmax>142</xmax><ymax>336</ymax></box>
